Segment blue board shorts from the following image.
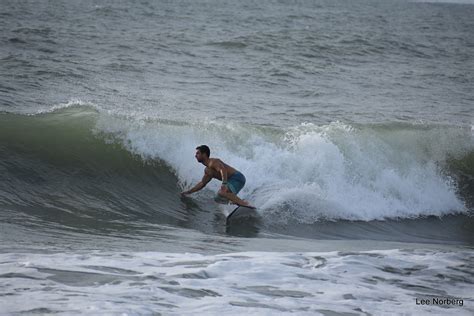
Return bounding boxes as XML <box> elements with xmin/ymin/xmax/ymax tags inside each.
<box><xmin>226</xmin><ymin>171</ymin><xmax>246</xmax><ymax>194</ymax></box>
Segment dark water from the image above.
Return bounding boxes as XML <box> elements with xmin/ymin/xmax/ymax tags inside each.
<box><xmin>1</xmin><ymin>0</ymin><xmax>473</xmax><ymax>125</ymax></box>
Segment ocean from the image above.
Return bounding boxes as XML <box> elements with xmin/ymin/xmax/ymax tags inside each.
<box><xmin>1</xmin><ymin>0</ymin><xmax>473</xmax><ymax>314</ymax></box>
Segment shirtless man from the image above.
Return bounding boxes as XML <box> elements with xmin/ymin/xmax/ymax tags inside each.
<box><xmin>181</xmin><ymin>145</ymin><xmax>253</xmax><ymax>208</ymax></box>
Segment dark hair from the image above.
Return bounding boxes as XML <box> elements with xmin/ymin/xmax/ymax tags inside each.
<box><xmin>196</xmin><ymin>145</ymin><xmax>210</xmax><ymax>157</ymax></box>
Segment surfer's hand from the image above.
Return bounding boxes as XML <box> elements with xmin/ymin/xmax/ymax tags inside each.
<box><xmin>180</xmin><ymin>191</ymin><xmax>189</xmax><ymax>197</ymax></box>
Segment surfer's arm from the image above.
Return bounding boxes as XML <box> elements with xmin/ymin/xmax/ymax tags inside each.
<box><xmin>181</xmin><ymin>173</ymin><xmax>212</xmax><ymax>195</ymax></box>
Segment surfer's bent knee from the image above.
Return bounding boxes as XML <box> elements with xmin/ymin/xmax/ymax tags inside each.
<box><xmin>218</xmin><ymin>187</ymin><xmax>230</xmax><ymax>196</ymax></box>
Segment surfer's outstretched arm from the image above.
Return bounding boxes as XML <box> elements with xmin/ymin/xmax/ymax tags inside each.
<box><xmin>181</xmin><ymin>173</ymin><xmax>212</xmax><ymax>195</ymax></box>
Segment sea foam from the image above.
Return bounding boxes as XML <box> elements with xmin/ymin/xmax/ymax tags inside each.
<box><xmin>90</xmin><ymin>107</ymin><xmax>469</xmax><ymax>222</ymax></box>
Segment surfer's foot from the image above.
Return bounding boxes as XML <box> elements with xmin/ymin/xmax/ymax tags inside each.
<box><xmin>239</xmin><ymin>200</ymin><xmax>256</xmax><ymax>209</ymax></box>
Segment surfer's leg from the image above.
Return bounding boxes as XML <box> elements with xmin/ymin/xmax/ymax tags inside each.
<box><xmin>219</xmin><ymin>172</ymin><xmax>254</xmax><ymax>207</ymax></box>
<box><xmin>217</xmin><ymin>187</ymin><xmax>251</xmax><ymax>207</ymax></box>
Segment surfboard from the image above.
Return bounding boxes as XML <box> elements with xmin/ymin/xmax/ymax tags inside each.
<box><xmin>214</xmin><ymin>197</ymin><xmax>258</xmax><ymax>224</ymax></box>
<box><xmin>216</xmin><ymin>202</ymin><xmax>257</xmax><ymax>224</ymax></box>
<box><xmin>226</xmin><ymin>205</ymin><xmax>257</xmax><ymax>223</ymax></box>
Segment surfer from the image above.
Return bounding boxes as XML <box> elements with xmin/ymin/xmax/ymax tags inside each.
<box><xmin>181</xmin><ymin>145</ymin><xmax>254</xmax><ymax>208</ymax></box>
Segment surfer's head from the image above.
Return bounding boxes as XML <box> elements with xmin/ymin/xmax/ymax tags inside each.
<box><xmin>195</xmin><ymin>145</ymin><xmax>210</xmax><ymax>163</ymax></box>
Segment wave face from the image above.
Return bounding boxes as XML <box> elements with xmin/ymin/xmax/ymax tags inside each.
<box><xmin>0</xmin><ymin>104</ymin><xmax>472</xmax><ymax>228</ymax></box>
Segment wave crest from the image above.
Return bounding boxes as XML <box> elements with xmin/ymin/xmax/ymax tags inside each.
<box><xmin>1</xmin><ymin>104</ymin><xmax>471</xmax><ymax>222</ymax></box>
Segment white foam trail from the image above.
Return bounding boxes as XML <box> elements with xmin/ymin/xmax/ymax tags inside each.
<box><xmin>1</xmin><ymin>249</ymin><xmax>472</xmax><ymax>315</ymax></box>
<box><xmin>91</xmin><ymin>111</ymin><xmax>471</xmax><ymax>222</ymax></box>
<box><xmin>34</xmin><ymin>99</ymin><xmax>100</xmax><ymax>114</ymax></box>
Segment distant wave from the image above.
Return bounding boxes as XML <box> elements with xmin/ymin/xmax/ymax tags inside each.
<box><xmin>414</xmin><ymin>0</ymin><xmax>474</xmax><ymax>4</ymax></box>
<box><xmin>207</xmin><ymin>40</ymin><xmax>248</xmax><ymax>49</ymax></box>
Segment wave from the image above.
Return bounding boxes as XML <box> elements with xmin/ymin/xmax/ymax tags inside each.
<box><xmin>415</xmin><ymin>0</ymin><xmax>474</xmax><ymax>4</ymax></box>
<box><xmin>0</xmin><ymin>103</ymin><xmax>472</xmax><ymax>225</ymax></box>
<box><xmin>2</xmin><ymin>249</ymin><xmax>472</xmax><ymax>315</ymax></box>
